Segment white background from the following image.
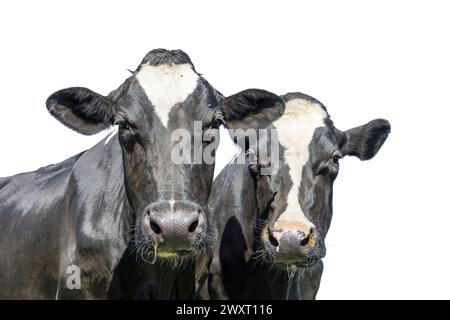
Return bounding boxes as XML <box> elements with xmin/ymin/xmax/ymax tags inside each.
<box><xmin>0</xmin><ymin>1</ymin><xmax>449</xmax><ymax>299</ymax></box>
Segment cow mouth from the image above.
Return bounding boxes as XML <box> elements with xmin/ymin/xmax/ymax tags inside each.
<box><xmin>156</xmin><ymin>249</ymin><xmax>194</xmax><ymax>258</ymax></box>
<box><xmin>272</xmin><ymin>255</ymin><xmax>321</xmax><ymax>268</ymax></box>
<box><xmin>141</xmin><ymin>231</ymin><xmax>211</xmax><ymax>260</ymax></box>
<box><xmin>260</xmin><ymin>246</ymin><xmax>321</xmax><ymax>268</ymax></box>
<box><xmin>133</xmin><ymin>243</ymin><xmax>201</xmax><ymax>266</ymax></box>
<box><xmin>260</xmin><ymin>249</ymin><xmax>323</xmax><ymax>269</ymax></box>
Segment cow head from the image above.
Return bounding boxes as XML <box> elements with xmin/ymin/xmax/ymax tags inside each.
<box><xmin>252</xmin><ymin>92</ymin><xmax>390</xmax><ymax>268</ymax></box>
<box><xmin>46</xmin><ymin>49</ymin><xmax>284</xmax><ymax>262</ymax></box>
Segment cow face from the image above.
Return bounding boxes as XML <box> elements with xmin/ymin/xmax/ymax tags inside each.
<box><xmin>46</xmin><ymin>49</ymin><xmax>284</xmax><ymax>262</ymax></box>
<box><xmin>254</xmin><ymin>92</ymin><xmax>390</xmax><ymax>268</ymax></box>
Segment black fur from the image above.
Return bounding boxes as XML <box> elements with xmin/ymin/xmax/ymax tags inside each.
<box><xmin>138</xmin><ymin>48</ymin><xmax>195</xmax><ymax>69</ymax></box>
<box><xmin>46</xmin><ymin>87</ymin><xmax>116</xmax><ymax>135</ymax></box>
<box><xmin>221</xmin><ymin>89</ymin><xmax>285</xmax><ymax>129</ymax></box>
<box><xmin>342</xmin><ymin>119</ymin><xmax>391</xmax><ymax>160</ymax></box>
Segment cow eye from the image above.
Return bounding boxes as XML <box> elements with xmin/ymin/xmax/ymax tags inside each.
<box><xmin>332</xmin><ymin>155</ymin><xmax>340</xmax><ymax>164</ymax></box>
<box><xmin>114</xmin><ymin>119</ymin><xmax>130</xmax><ymax>131</ymax></box>
<box><xmin>211</xmin><ymin>113</ymin><xmax>224</xmax><ymax>129</ymax></box>
<box><xmin>331</xmin><ymin>153</ymin><xmax>342</xmax><ymax>164</ymax></box>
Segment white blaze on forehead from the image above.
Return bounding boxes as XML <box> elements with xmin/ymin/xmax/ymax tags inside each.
<box><xmin>272</xmin><ymin>98</ymin><xmax>328</xmax><ymax>231</ymax></box>
<box><xmin>135</xmin><ymin>63</ymin><xmax>199</xmax><ymax>127</ymax></box>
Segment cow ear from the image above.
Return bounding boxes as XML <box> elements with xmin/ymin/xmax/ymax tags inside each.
<box><xmin>341</xmin><ymin>119</ymin><xmax>391</xmax><ymax>160</ymax></box>
<box><xmin>46</xmin><ymin>87</ymin><xmax>117</xmax><ymax>135</ymax></box>
<box><xmin>219</xmin><ymin>89</ymin><xmax>285</xmax><ymax>129</ymax></box>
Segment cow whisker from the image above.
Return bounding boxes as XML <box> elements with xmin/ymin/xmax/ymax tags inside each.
<box><xmin>151</xmin><ymin>244</ymin><xmax>158</xmax><ymax>264</ymax></box>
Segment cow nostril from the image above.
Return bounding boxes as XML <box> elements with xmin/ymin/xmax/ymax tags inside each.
<box><xmin>268</xmin><ymin>234</ymin><xmax>279</xmax><ymax>247</ymax></box>
<box><xmin>150</xmin><ymin>221</ymin><xmax>162</xmax><ymax>235</ymax></box>
<box><xmin>300</xmin><ymin>236</ymin><xmax>310</xmax><ymax>246</ymax></box>
<box><xmin>188</xmin><ymin>220</ymin><xmax>199</xmax><ymax>233</ymax></box>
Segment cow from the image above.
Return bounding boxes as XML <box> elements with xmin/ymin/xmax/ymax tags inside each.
<box><xmin>0</xmin><ymin>48</ymin><xmax>284</xmax><ymax>299</ymax></box>
<box><xmin>204</xmin><ymin>92</ymin><xmax>390</xmax><ymax>299</ymax></box>
<box><xmin>109</xmin><ymin>91</ymin><xmax>285</xmax><ymax>301</ymax></box>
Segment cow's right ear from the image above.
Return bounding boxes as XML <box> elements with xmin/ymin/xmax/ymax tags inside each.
<box><xmin>219</xmin><ymin>89</ymin><xmax>285</xmax><ymax>129</ymax></box>
<box><xmin>46</xmin><ymin>87</ymin><xmax>117</xmax><ymax>135</ymax></box>
<box><xmin>341</xmin><ymin>119</ymin><xmax>391</xmax><ymax>160</ymax></box>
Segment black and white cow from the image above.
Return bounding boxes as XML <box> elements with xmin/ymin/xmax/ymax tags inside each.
<box><xmin>0</xmin><ymin>49</ymin><xmax>284</xmax><ymax>299</ymax></box>
<box><xmin>205</xmin><ymin>92</ymin><xmax>390</xmax><ymax>299</ymax></box>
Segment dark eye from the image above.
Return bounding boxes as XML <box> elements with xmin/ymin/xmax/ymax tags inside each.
<box><xmin>332</xmin><ymin>155</ymin><xmax>341</xmax><ymax>164</ymax></box>
<box><xmin>211</xmin><ymin>113</ymin><xmax>224</xmax><ymax>129</ymax></box>
<box><xmin>114</xmin><ymin>119</ymin><xmax>130</xmax><ymax>131</ymax></box>
<box><xmin>115</xmin><ymin>118</ymin><xmax>136</xmax><ymax>150</ymax></box>
<box><xmin>317</xmin><ymin>153</ymin><xmax>342</xmax><ymax>176</ymax></box>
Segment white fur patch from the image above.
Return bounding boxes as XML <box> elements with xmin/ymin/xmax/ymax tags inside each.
<box><xmin>273</xmin><ymin>98</ymin><xmax>328</xmax><ymax>230</ymax></box>
<box><xmin>136</xmin><ymin>63</ymin><xmax>199</xmax><ymax>127</ymax></box>
<box><xmin>169</xmin><ymin>199</ymin><xmax>175</xmax><ymax>211</ymax></box>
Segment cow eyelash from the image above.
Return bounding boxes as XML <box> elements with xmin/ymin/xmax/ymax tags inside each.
<box><xmin>114</xmin><ymin>119</ymin><xmax>129</xmax><ymax>129</ymax></box>
<box><xmin>114</xmin><ymin>116</ymin><xmax>135</xmax><ymax>130</ymax></box>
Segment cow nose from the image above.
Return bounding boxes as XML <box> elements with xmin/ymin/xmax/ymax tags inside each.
<box><xmin>145</xmin><ymin>201</ymin><xmax>205</xmax><ymax>252</ymax></box>
<box><xmin>149</xmin><ymin>211</ymin><xmax>199</xmax><ymax>238</ymax></box>
<box><xmin>280</xmin><ymin>229</ymin><xmax>313</xmax><ymax>248</ymax></box>
<box><xmin>269</xmin><ymin>224</ymin><xmax>318</xmax><ymax>256</ymax></box>
<box><xmin>269</xmin><ymin>229</ymin><xmax>313</xmax><ymax>247</ymax></box>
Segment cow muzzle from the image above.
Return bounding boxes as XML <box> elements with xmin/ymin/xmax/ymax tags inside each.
<box><xmin>142</xmin><ymin>200</ymin><xmax>207</xmax><ymax>257</ymax></box>
<box><xmin>262</xmin><ymin>220</ymin><xmax>323</xmax><ymax>267</ymax></box>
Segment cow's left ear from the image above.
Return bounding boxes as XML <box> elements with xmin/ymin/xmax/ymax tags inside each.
<box><xmin>219</xmin><ymin>89</ymin><xmax>285</xmax><ymax>129</ymax></box>
<box><xmin>46</xmin><ymin>87</ymin><xmax>117</xmax><ymax>135</ymax></box>
<box><xmin>341</xmin><ymin>119</ymin><xmax>391</xmax><ymax>160</ymax></box>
